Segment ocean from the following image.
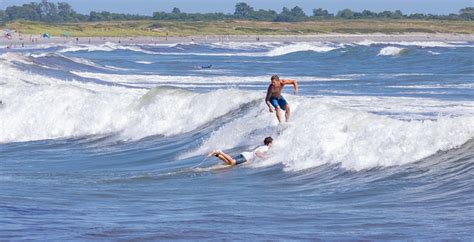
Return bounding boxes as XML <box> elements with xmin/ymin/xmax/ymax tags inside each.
<box><xmin>1</xmin><ymin>40</ymin><xmax>473</xmax><ymax>240</ymax></box>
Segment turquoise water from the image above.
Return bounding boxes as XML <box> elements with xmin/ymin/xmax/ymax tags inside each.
<box><xmin>1</xmin><ymin>40</ymin><xmax>474</xmax><ymax>240</ymax></box>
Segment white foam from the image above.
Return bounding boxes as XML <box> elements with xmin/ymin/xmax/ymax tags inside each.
<box><xmin>274</xmin><ymin>102</ymin><xmax>474</xmax><ymax>171</ymax></box>
<box><xmin>378</xmin><ymin>46</ymin><xmax>407</xmax><ymax>56</ymax></box>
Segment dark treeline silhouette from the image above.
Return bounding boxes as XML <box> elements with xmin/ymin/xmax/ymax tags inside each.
<box><xmin>1</xmin><ymin>1</ymin><xmax>473</xmax><ymax>24</ymax></box>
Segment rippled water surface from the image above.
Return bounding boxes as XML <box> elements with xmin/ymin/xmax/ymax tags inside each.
<box><xmin>1</xmin><ymin>40</ymin><xmax>473</xmax><ymax>240</ymax></box>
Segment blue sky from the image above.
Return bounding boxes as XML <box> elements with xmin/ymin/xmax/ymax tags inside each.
<box><xmin>0</xmin><ymin>0</ymin><xmax>472</xmax><ymax>15</ymax></box>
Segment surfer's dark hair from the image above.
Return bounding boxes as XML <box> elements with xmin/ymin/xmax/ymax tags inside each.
<box><xmin>271</xmin><ymin>75</ymin><xmax>279</xmax><ymax>81</ymax></box>
<box><xmin>264</xmin><ymin>136</ymin><xmax>273</xmax><ymax>145</ymax></box>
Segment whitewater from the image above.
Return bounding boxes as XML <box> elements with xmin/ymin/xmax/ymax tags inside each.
<box><xmin>1</xmin><ymin>40</ymin><xmax>473</xmax><ymax>240</ymax></box>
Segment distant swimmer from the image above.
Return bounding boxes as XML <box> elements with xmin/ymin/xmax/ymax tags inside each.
<box><xmin>265</xmin><ymin>75</ymin><xmax>298</xmax><ymax>123</ymax></box>
<box><xmin>201</xmin><ymin>64</ymin><xmax>213</xmax><ymax>69</ymax></box>
<box><xmin>208</xmin><ymin>136</ymin><xmax>273</xmax><ymax>166</ymax></box>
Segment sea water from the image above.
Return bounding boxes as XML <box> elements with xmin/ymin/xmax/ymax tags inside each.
<box><xmin>1</xmin><ymin>40</ymin><xmax>473</xmax><ymax>240</ymax></box>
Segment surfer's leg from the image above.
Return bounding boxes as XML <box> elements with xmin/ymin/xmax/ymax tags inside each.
<box><xmin>271</xmin><ymin>98</ymin><xmax>282</xmax><ymax>123</ymax></box>
<box><xmin>275</xmin><ymin>107</ymin><xmax>282</xmax><ymax>123</ymax></box>
<box><xmin>218</xmin><ymin>152</ymin><xmax>236</xmax><ymax>165</ymax></box>
<box><xmin>209</xmin><ymin>150</ymin><xmax>236</xmax><ymax>165</ymax></box>
<box><xmin>285</xmin><ymin>104</ymin><xmax>290</xmax><ymax>122</ymax></box>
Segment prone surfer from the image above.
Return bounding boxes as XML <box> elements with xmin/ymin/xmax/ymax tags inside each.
<box><xmin>208</xmin><ymin>136</ymin><xmax>273</xmax><ymax>166</ymax></box>
<box><xmin>265</xmin><ymin>75</ymin><xmax>298</xmax><ymax>123</ymax></box>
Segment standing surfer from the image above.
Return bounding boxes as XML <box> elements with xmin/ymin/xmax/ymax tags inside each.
<box><xmin>265</xmin><ymin>75</ymin><xmax>298</xmax><ymax>123</ymax></box>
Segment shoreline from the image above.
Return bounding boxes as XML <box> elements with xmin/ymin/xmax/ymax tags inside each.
<box><xmin>1</xmin><ymin>33</ymin><xmax>474</xmax><ymax>48</ymax></box>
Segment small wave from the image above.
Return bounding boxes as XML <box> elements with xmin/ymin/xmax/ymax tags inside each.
<box><xmin>134</xmin><ymin>61</ymin><xmax>153</xmax><ymax>64</ymax></box>
<box><xmin>390</xmin><ymin>83</ymin><xmax>474</xmax><ymax>89</ymax></box>
<box><xmin>58</xmin><ymin>42</ymin><xmax>156</xmax><ymax>54</ymax></box>
<box><xmin>152</xmin><ymin>42</ymin><xmax>340</xmax><ymax>57</ymax></box>
<box><xmin>206</xmin><ymin>42</ymin><xmax>281</xmax><ymax>50</ymax></box>
<box><xmin>378</xmin><ymin>46</ymin><xmax>408</xmax><ymax>56</ymax></box>
<box><xmin>266</xmin><ymin>42</ymin><xmax>338</xmax><ymax>56</ymax></box>
<box><xmin>104</xmin><ymin>65</ymin><xmax>129</xmax><ymax>71</ymax></box>
<box><xmin>70</xmin><ymin>72</ymin><xmax>351</xmax><ymax>87</ymax></box>
<box><xmin>357</xmin><ymin>40</ymin><xmax>468</xmax><ymax>48</ymax></box>
<box><xmin>20</xmin><ymin>52</ymin><xmax>123</xmax><ymax>72</ymax></box>
<box><xmin>0</xmin><ymin>52</ymin><xmax>35</xmax><ymax>65</ymax></box>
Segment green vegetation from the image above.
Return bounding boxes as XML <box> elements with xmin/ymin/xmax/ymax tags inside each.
<box><xmin>4</xmin><ymin>19</ymin><xmax>474</xmax><ymax>37</ymax></box>
<box><xmin>1</xmin><ymin>1</ymin><xmax>472</xmax><ymax>37</ymax></box>
<box><xmin>0</xmin><ymin>0</ymin><xmax>473</xmax><ymax>25</ymax></box>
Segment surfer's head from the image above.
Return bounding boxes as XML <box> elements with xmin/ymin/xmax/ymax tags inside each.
<box><xmin>271</xmin><ymin>75</ymin><xmax>280</xmax><ymax>86</ymax></box>
<box><xmin>264</xmin><ymin>136</ymin><xmax>273</xmax><ymax>147</ymax></box>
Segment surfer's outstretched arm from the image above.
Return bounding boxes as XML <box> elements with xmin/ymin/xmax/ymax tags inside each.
<box><xmin>282</xmin><ymin>79</ymin><xmax>298</xmax><ymax>94</ymax></box>
<box><xmin>208</xmin><ymin>150</ymin><xmax>236</xmax><ymax>165</ymax></box>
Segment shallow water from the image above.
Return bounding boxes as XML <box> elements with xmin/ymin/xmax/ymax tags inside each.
<box><xmin>1</xmin><ymin>40</ymin><xmax>473</xmax><ymax>240</ymax></box>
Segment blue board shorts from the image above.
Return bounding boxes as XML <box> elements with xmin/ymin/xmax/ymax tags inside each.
<box><xmin>233</xmin><ymin>154</ymin><xmax>247</xmax><ymax>165</ymax></box>
<box><xmin>270</xmin><ymin>96</ymin><xmax>288</xmax><ymax>110</ymax></box>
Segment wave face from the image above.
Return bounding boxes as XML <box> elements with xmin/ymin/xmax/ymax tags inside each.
<box><xmin>0</xmin><ymin>62</ymin><xmax>257</xmax><ymax>142</ymax></box>
<box><xmin>1</xmin><ymin>40</ymin><xmax>473</xmax><ymax>240</ymax></box>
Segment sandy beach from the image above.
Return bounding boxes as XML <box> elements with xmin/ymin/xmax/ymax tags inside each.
<box><xmin>1</xmin><ymin>33</ymin><xmax>474</xmax><ymax>48</ymax></box>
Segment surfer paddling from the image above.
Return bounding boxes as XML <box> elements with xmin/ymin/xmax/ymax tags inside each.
<box><xmin>265</xmin><ymin>75</ymin><xmax>298</xmax><ymax>123</ymax></box>
<box><xmin>208</xmin><ymin>137</ymin><xmax>273</xmax><ymax>166</ymax></box>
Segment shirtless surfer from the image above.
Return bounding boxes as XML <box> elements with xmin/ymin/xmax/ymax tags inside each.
<box><xmin>265</xmin><ymin>75</ymin><xmax>298</xmax><ymax>123</ymax></box>
<box><xmin>208</xmin><ymin>137</ymin><xmax>273</xmax><ymax>166</ymax></box>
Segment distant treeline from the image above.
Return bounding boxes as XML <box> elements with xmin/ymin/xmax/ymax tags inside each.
<box><xmin>1</xmin><ymin>0</ymin><xmax>473</xmax><ymax>24</ymax></box>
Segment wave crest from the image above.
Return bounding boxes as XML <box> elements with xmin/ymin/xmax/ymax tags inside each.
<box><xmin>378</xmin><ymin>46</ymin><xmax>408</xmax><ymax>56</ymax></box>
<box><xmin>266</xmin><ymin>42</ymin><xmax>338</xmax><ymax>56</ymax></box>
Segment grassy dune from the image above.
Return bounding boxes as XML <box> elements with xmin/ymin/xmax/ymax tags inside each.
<box><xmin>3</xmin><ymin>19</ymin><xmax>474</xmax><ymax>37</ymax></box>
